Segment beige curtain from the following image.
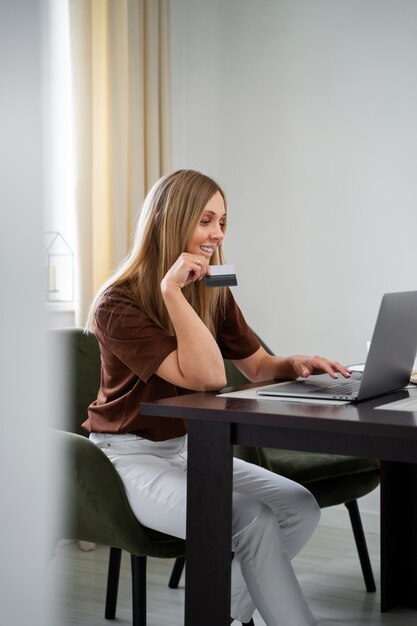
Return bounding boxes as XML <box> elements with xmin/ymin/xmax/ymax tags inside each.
<box><xmin>68</xmin><ymin>0</ymin><xmax>171</xmax><ymax>325</ymax></box>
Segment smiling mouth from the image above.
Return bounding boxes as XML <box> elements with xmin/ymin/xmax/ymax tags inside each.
<box><xmin>200</xmin><ymin>246</ymin><xmax>216</xmax><ymax>255</ymax></box>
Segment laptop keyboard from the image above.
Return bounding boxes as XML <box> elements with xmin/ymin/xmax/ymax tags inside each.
<box><xmin>320</xmin><ymin>380</ymin><xmax>361</xmax><ymax>395</ymax></box>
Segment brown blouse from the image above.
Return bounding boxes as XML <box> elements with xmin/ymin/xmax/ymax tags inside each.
<box><xmin>83</xmin><ymin>285</ymin><xmax>260</xmax><ymax>441</ymax></box>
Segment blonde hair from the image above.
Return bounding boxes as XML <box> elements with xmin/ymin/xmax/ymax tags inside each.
<box><xmin>86</xmin><ymin>169</ymin><xmax>227</xmax><ymax>336</ymax></box>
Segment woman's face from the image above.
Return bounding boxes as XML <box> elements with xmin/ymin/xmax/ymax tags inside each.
<box><xmin>186</xmin><ymin>191</ymin><xmax>226</xmax><ymax>260</ymax></box>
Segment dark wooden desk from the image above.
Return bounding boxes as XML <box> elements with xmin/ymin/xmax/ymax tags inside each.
<box><xmin>141</xmin><ymin>385</ymin><xmax>417</xmax><ymax>626</ymax></box>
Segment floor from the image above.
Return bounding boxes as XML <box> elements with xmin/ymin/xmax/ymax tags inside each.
<box><xmin>48</xmin><ymin>523</ymin><xmax>416</xmax><ymax>625</ymax></box>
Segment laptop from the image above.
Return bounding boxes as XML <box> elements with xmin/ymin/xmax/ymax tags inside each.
<box><xmin>256</xmin><ymin>291</ymin><xmax>417</xmax><ymax>402</ymax></box>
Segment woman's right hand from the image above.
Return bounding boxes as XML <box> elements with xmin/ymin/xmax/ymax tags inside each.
<box><xmin>161</xmin><ymin>253</ymin><xmax>210</xmax><ymax>292</ymax></box>
<box><xmin>158</xmin><ymin>253</ymin><xmax>226</xmax><ymax>391</ymax></box>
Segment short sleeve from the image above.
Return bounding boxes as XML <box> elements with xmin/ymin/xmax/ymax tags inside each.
<box><xmin>95</xmin><ymin>289</ymin><xmax>177</xmax><ymax>383</ymax></box>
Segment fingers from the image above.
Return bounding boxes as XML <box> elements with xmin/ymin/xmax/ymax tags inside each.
<box><xmin>296</xmin><ymin>358</ymin><xmax>314</xmax><ymax>379</ymax></box>
<box><xmin>186</xmin><ymin>254</ymin><xmax>209</xmax><ymax>282</ymax></box>
<box><xmin>330</xmin><ymin>360</ymin><xmax>352</xmax><ymax>378</ymax></box>
<box><xmin>298</xmin><ymin>356</ymin><xmax>352</xmax><ymax>379</ymax></box>
<box><xmin>168</xmin><ymin>253</ymin><xmax>209</xmax><ymax>288</ymax></box>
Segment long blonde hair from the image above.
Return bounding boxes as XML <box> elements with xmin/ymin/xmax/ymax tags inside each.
<box><xmin>86</xmin><ymin>169</ymin><xmax>228</xmax><ymax>336</ymax></box>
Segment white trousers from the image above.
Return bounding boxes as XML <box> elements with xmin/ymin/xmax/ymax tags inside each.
<box><xmin>90</xmin><ymin>432</ymin><xmax>320</xmax><ymax>625</ymax></box>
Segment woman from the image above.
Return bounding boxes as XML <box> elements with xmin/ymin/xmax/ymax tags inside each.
<box><xmin>84</xmin><ymin>169</ymin><xmax>351</xmax><ymax>625</ymax></box>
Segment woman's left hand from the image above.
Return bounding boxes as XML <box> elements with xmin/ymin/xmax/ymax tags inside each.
<box><xmin>288</xmin><ymin>355</ymin><xmax>352</xmax><ymax>380</ymax></box>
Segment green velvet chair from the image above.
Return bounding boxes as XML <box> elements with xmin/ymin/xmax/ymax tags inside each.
<box><xmin>50</xmin><ymin>328</ymin><xmax>186</xmax><ymax>626</ymax></box>
<box><xmin>169</xmin><ymin>335</ymin><xmax>380</xmax><ymax>598</ymax></box>
<box><xmin>51</xmin><ymin>327</ymin><xmax>255</xmax><ymax>626</ymax></box>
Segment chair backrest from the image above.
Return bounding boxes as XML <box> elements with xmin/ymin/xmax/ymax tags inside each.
<box><xmin>50</xmin><ymin>328</ymin><xmax>101</xmax><ymax>435</ymax></box>
<box><xmin>50</xmin><ymin>328</ymin><xmax>186</xmax><ymax>557</ymax></box>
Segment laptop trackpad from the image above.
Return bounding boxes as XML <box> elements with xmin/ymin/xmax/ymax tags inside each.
<box><xmin>259</xmin><ymin>371</ymin><xmax>362</xmax><ymax>395</ymax></box>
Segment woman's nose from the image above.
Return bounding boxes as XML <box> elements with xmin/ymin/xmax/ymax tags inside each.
<box><xmin>210</xmin><ymin>224</ymin><xmax>224</xmax><ymax>241</ymax></box>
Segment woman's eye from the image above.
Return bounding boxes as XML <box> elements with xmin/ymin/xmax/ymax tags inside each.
<box><xmin>200</xmin><ymin>220</ymin><xmax>210</xmax><ymax>225</ymax></box>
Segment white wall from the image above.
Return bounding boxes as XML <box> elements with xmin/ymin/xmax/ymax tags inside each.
<box><xmin>169</xmin><ymin>0</ymin><xmax>417</xmax><ymax>529</ymax></box>
<box><xmin>0</xmin><ymin>0</ymin><xmax>52</xmax><ymax>623</ymax></box>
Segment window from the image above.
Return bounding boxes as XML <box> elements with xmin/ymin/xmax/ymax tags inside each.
<box><xmin>44</xmin><ymin>0</ymin><xmax>75</xmax><ymax>305</ymax></box>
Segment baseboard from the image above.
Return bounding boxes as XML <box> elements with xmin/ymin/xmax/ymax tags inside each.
<box><xmin>319</xmin><ymin>505</ymin><xmax>380</xmax><ymax>535</ymax></box>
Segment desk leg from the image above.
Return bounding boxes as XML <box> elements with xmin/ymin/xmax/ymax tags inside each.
<box><xmin>185</xmin><ymin>420</ymin><xmax>233</xmax><ymax>626</ymax></box>
<box><xmin>380</xmin><ymin>461</ymin><xmax>417</xmax><ymax>612</ymax></box>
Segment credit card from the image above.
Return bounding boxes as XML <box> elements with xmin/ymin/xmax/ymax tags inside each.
<box><xmin>204</xmin><ymin>264</ymin><xmax>237</xmax><ymax>287</ymax></box>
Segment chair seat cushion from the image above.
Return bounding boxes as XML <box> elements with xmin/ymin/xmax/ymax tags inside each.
<box><xmin>144</xmin><ymin>527</ymin><xmax>185</xmax><ymax>559</ymax></box>
<box><xmin>264</xmin><ymin>449</ymin><xmax>380</xmax><ymax>484</ymax></box>
<box><xmin>263</xmin><ymin>449</ymin><xmax>380</xmax><ymax>508</ymax></box>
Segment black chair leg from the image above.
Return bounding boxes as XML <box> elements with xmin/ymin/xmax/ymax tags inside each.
<box><xmin>345</xmin><ymin>500</ymin><xmax>376</xmax><ymax>592</ymax></box>
<box><xmin>105</xmin><ymin>547</ymin><xmax>122</xmax><ymax>619</ymax></box>
<box><xmin>131</xmin><ymin>554</ymin><xmax>147</xmax><ymax>626</ymax></box>
<box><xmin>168</xmin><ymin>556</ymin><xmax>186</xmax><ymax>589</ymax></box>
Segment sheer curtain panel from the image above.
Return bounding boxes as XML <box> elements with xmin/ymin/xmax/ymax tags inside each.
<box><xmin>68</xmin><ymin>0</ymin><xmax>171</xmax><ymax>325</ymax></box>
